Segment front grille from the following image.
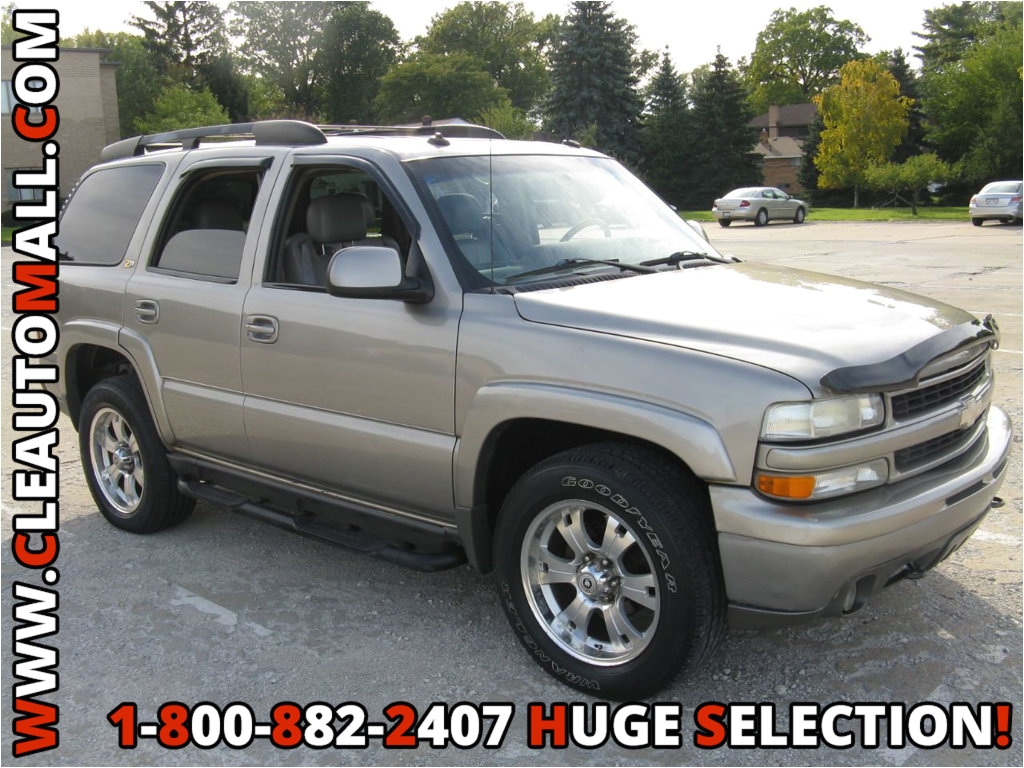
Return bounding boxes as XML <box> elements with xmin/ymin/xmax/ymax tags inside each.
<box><xmin>891</xmin><ymin>360</ymin><xmax>986</xmax><ymax>421</ymax></box>
<box><xmin>894</xmin><ymin>424</ymin><xmax>979</xmax><ymax>472</ymax></box>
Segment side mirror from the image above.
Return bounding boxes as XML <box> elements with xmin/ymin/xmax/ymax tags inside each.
<box><xmin>326</xmin><ymin>246</ymin><xmax>433</xmax><ymax>304</ymax></box>
<box><xmin>684</xmin><ymin>219</ymin><xmax>710</xmax><ymax>243</ymax></box>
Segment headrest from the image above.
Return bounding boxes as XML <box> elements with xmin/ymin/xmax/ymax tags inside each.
<box><xmin>307</xmin><ymin>193</ymin><xmax>369</xmax><ymax>243</ymax></box>
<box><xmin>437</xmin><ymin>193</ymin><xmax>485</xmax><ymax>238</ymax></box>
<box><xmin>195</xmin><ymin>200</ymin><xmax>244</xmax><ymax>230</ymax></box>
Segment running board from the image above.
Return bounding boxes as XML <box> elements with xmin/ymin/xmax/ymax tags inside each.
<box><xmin>177</xmin><ymin>479</ymin><xmax>466</xmax><ymax>572</ymax></box>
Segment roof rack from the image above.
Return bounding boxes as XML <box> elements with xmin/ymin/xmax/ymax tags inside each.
<box><xmin>99</xmin><ymin>119</ymin><xmax>505</xmax><ymax>163</ymax></box>
<box><xmin>317</xmin><ymin>123</ymin><xmax>505</xmax><ymax>140</ymax></box>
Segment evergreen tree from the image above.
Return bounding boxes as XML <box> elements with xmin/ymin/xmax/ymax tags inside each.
<box><xmin>914</xmin><ymin>1</ymin><xmax>1019</xmax><ymax>73</ymax></box>
<box><xmin>878</xmin><ymin>49</ymin><xmax>924</xmax><ymax>163</ymax></box>
<box><xmin>543</xmin><ymin>1</ymin><xmax>648</xmax><ymax>163</ymax></box>
<box><xmin>130</xmin><ymin>1</ymin><xmax>228</xmax><ymax>81</ymax></box>
<box><xmin>689</xmin><ymin>53</ymin><xmax>761</xmax><ymax>206</ymax></box>
<box><xmin>640</xmin><ymin>50</ymin><xmax>692</xmax><ymax>206</ymax></box>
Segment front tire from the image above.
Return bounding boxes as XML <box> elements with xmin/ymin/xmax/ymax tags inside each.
<box><xmin>754</xmin><ymin>208</ymin><xmax>768</xmax><ymax>226</ymax></box>
<box><xmin>79</xmin><ymin>376</ymin><xmax>194</xmax><ymax>533</ymax></box>
<box><xmin>494</xmin><ymin>444</ymin><xmax>725</xmax><ymax>699</ymax></box>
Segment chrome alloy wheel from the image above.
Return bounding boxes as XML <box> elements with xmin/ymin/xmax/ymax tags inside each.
<box><xmin>521</xmin><ymin>500</ymin><xmax>660</xmax><ymax>665</ymax></box>
<box><xmin>88</xmin><ymin>406</ymin><xmax>145</xmax><ymax>515</ymax></box>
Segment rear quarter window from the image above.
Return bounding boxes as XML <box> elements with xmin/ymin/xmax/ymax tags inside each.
<box><xmin>55</xmin><ymin>163</ymin><xmax>165</xmax><ymax>265</ymax></box>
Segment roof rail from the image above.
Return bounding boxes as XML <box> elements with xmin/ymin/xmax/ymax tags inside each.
<box><xmin>98</xmin><ymin>119</ymin><xmax>505</xmax><ymax>164</ymax></box>
<box><xmin>317</xmin><ymin>123</ymin><xmax>505</xmax><ymax>140</ymax></box>
<box><xmin>99</xmin><ymin>120</ymin><xmax>327</xmax><ymax>163</ymax></box>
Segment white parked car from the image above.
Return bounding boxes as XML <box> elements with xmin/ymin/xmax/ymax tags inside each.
<box><xmin>712</xmin><ymin>186</ymin><xmax>808</xmax><ymax>227</ymax></box>
<box><xmin>969</xmin><ymin>180</ymin><xmax>1022</xmax><ymax>226</ymax></box>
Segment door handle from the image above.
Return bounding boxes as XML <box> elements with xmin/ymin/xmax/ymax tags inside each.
<box><xmin>134</xmin><ymin>299</ymin><xmax>159</xmax><ymax>324</ymax></box>
<box><xmin>244</xmin><ymin>315</ymin><xmax>279</xmax><ymax>343</ymax></box>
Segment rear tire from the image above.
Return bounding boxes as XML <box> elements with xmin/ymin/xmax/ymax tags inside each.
<box><xmin>493</xmin><ymin>443</ymin><xmax>725</xmax><ymax>699</ymax></box>
<box><xmin>717</xmin><ymin>219</ymin><xmax>732</xmax><ymax>228</ymax></box>
<box><xmin>793</xmin><ymin>207</ymin><xmax>806</xmax><ymax>224</ymax></box>
<box><xmin>754</xmin><ymin>208</ymin><xmax>768</xmax><ymax>226</ymax></box>
<box><xmin>971</xmin><ymin>218</ymin><xmax>984</xmax><ymax>227</ymax></box>
<box><xmin>79</xmin><ymin>376</ymin><xmax>194</xmax><ymax>533</ymax></box>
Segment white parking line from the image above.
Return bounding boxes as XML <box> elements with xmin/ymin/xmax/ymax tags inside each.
<box><xmin>170</xmin><ymin>584</ymin><xmax>272</xmax><ymax>637</ymax></box>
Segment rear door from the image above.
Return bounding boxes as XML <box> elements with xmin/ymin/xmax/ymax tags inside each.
<box><xmin>123</xmin><ymin>153</ymin><xmax>282</xmax><ymax>460</ymax></box>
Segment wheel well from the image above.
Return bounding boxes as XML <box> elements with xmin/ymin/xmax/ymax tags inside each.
<box><xmin>473</xmin><ymin>418</ymin><xmax>705</xmax><ymax>572</ymax></box>
<box><xmin>65</xmin><ymin>344</ymin><xmax>136</xmax><ymax>429</ymax></box>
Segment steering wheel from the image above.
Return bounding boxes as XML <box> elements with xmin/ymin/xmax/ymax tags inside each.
<box><xmin>560</xmin><ymin>218</ymin><xmax>612</xmax><ymax>242</ymax></box>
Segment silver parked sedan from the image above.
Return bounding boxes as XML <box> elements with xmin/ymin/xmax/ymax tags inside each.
<box><xmin>713</xmin><ymin>186</ymin><xmax>808</xmax><ymax>227</ymax></box>
<box><xmin>969</xmin><ymin>180</ymin><xmax>1022</xmax><ymax>226</ymax></box>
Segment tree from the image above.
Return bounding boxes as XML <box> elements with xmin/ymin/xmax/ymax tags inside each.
<box><xmin>1</xmin><ymin>3</ymin><xmax>15</xmax><ymax>44</ymax></box>
<box><xmin>134</xmin><ymin>82</ymin><xmax>229</xmax><ymax>133</ymax></box>
<box><xmin>543</xmin><ymin>1</ymin><xmax>650</xmax><ymax>163</ymax></box>
<box><xmin>130</xmin><ymin>1</ymin><xmax>228</xmax><ymax>81</ymax></box>
<box><xmin>914</xmin><ymin>1</ymin><xmax>1021</xmax><ymax>72</ymax></box>
<box><xmin>814</xmin><ymin>59</ymin><xmax>911</xmax><ymax>207</ymax></box>
<box><xmin>244</xmin><ymin>75</ymin><xmax>288</xmax><ymax>120</ymax></box>
<box><xmin>418</xmin><ymin>2</ymin><xmax>556</xmax><ymax>115</ymax></box>
<box><xmin>228</xmin><ymin>1</ymin><xmax>344</xmax><ymax>119</ymax></box>
<box><xmin>70</xmin><ymin>30</ymin><xmax>161</xmax><ymax>136</ymax></box>
<box><xmin>688</xmin><ymin>53</ymin><xmax>761</xmax><ymax>207</ymax></box>
<box><xmin>876</xmin><ymin>48</ymin><xmax>924</xmax><ymax>162</ymax></box>
<box><xmin>640</xmin><ymin>50</ymin><xmax>693</xmax><ymax>206</ymax></box>
<box><xmin>863</xmin><ymin>154</ymin><xmax>954</xmax><ymax>214</ymax></box>
<box><xmin>918</xmin><ymin>11</ymin><xmax>1022</xmax><ymax>183</ymax></box>
<box><xmin>373</xmin><ymin>52</ymin><xmax>509</xmax><ymax>124</ymax></box>
<box><xmin>200</xmin><ymin>53</ymin><xmax>250</xmax><ymax>123</ymax></box>
<box><xmin>318</xmin><ymin>2</ymin><xmax>402</xmax><ymax>123</ymax></box>
<box><xmin>478</xmin><ymin>102</ymin><xmax>536</xmax><ymax>139</ymax></box>
<box><xmin>746</xmin><ymin>6</ymin><xmax>868</xmax><ymax>113</ymax></box>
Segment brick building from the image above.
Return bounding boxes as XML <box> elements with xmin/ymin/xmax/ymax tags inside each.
<box><xmin>749</xmin><ymin>104</ymin><xmax>816</xmax><ymax>195</ymax></box>
<box><xmin>2</xmin><ymin>46</ymin><xmax>120</xmax><ymax>213</ymax></box>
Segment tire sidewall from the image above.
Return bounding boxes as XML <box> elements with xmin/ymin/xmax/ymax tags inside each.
<box><xmin>79</xmin><ymin>377</ymin><xmax>176</xmax><ymax>533</ymax></box>
<box><xmin>494</xmin><ymin>459</ymin><xmax>700</xmax><ymax>699</ymax></box>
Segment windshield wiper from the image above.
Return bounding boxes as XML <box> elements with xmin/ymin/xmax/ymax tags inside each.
<box><xmin>641</xmin><ymin>251</ymin><xmax>710</xmax><ymax>267</ymax></box>
<box><xmin>505</xmin><ymin>258</ymin><xmax>658</xmax><ymax>284</ymax></box>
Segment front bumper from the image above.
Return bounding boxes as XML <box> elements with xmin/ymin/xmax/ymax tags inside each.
<box><xmin>711</xmin><ymin>406</ymin><xmax>1011</xmax><ymax>628</ymax></box>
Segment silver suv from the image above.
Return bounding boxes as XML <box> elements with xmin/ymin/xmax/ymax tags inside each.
<box><xmin>48</xmin><ymin>120</ymin><xmax>1011</xmax><ymax>699</ymax></box>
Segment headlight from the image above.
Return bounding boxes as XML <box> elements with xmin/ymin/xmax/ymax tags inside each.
<box><xmin>761</xmin><ymin>395</ymin><xmax>884</xmax><ymax>441</ymax></box>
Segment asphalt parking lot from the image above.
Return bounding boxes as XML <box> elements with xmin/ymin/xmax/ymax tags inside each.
<box><xmin>1</xmin><ymin>220</ymin><xmax>1021</xmax><ymax>766</ymax></box>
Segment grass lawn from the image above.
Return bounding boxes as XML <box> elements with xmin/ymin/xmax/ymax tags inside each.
<box><xmin>680</xmin><ymin>207</ymin><xmax>968</xmax><ymax>222</ymax></box>
<box><xmin>2</xmin><ymin>226</ymin><xmax>14</xmax><ymax>245</ymax></box>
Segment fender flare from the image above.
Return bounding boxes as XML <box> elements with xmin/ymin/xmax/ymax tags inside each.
<box><xmin>453</xmin><ymin>382</ymin><xmax>736</xmax><ymax>569</ymax></box>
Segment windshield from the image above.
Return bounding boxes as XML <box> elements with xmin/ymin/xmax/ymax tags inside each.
<box><xmin>409</xmin><ymin>154</ymin><xmax>723</xmax><ymax>287</ymax></box>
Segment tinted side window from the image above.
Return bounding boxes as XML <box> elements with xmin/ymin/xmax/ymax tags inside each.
<box><xmin>151</xmin><ymin>169</ymin><xmax>262</xmax><ymax>281</ymax></box>
<box><xmin>55</xmin><ymin>164</ymin><xmax>164</xmax><ymax>265</ymax></box>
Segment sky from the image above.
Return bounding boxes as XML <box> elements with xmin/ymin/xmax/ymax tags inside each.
<box><xmin>8</xmin><ymin>0</ymin><xmax>938</xmax><ymax>73</ymax></box>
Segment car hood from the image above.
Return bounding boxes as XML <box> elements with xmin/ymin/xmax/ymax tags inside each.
<box><xmin>512</xmin><ymin>263</ymin><xmax>981</xmax><ymax>394</ymax></box>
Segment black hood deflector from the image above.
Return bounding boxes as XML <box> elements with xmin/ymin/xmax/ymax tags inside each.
<box><xmin>821</xmin><ymin>316</ymin><xmax>999</xmax><ymax>394</ymax></box>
